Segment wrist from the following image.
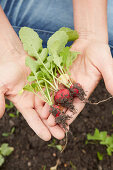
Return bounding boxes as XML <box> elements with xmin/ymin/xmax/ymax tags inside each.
<box><xmin>73</xmin><ymin>0</ymin><xmax>108</xmax><ymax>44</ymax></box>
<box><xmin>76</xmin><ymin>27</ymin><xmax>108</xmax><ymax>44</ymax></box>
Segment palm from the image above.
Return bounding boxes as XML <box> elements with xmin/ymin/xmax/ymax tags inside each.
<box><xmin>47</xmin><ymin>39</ymin><xmax>113</xmax><ymax>128</ymax></box>
<box><xmin>67</xmin><ymin>39</ymin><xmax>113</xmax><ymax>124</ymax></box>
<box><xmin>0</xmin><ymin>60</ymin><xmax>65</xmax><ymax>140</ymax></box>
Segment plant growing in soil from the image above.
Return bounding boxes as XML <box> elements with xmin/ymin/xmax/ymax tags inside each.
<box><xmin>0</xmin><ymin>143</ymin><xmax>14</xmax><ymax>167</ymax></box>
<box><xmin>48</xmin><ymin>139</ymin><xmax>62</xmax><ymax>151</ymax></box>
<box><xmin>19</xmin><ymin>26</ymin><xmax>86</xmax><ymax>130</ymax></box>
<box><xmin>2</xmin><ymin>127</ymin><xmax>15</xmax><ymax>137</ymax></box>
<box><xmin>87</xmin><ymin>128</ymin><xmax>113</xmax><ymax>156</ymax></box>
<box><xmin>5</xmin><ymin>101</ymin><xmax>19</xmax><ymax>117</ymax></box>
<box><xmin>97</xmin><ymin>152</ymin><xmax>103</xmax><ymax>161</ymax></box>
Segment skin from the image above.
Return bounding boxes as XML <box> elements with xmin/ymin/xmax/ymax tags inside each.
<box><xmin>46</xmin><ymin>0</ymin><xmax>113</xmax><ymax>133</ymax></box>
<box><xmin>1</xmin><ymin>0</ymin><xmax>113</xmax><ymax>141</ymax></box>
<box><xmin>0</xmin><ymin>6</ymin><xmax>65</xmax><ymax>141</ymax></box>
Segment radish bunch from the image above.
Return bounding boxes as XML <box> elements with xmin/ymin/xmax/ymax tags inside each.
<box><xmin>19</xmin><ymin>26</ymin><xmax>86</xmax><ymax>129</ymax></box>
<box><xmin>50</xmin><ymin>83</ymin><xmax>86</xmax><ymax>117</ymax></box>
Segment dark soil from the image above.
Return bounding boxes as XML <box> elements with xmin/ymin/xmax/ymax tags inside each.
<box><xmin>0</xmin><ymin>80</ymin><xmax>113</xmax><ymax>170</ymax></box>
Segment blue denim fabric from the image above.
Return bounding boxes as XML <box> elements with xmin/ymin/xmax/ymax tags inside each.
<box><xmin>0</xmin><ymin>0</ymin><xmax>73</xmax><ymax>47</ymax></box>
<box><xmin>0</xmin><ymin>0</ymin><xmax>113</xmax><ymax>54</ymax></box>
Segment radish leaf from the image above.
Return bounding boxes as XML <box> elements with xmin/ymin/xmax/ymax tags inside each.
<box><xmin>59</xmin><ymin>27</ymin><xmax>79</xmax><ymax>41</ymax></box>
<box><xmin>19</xmin><ymin>27</ymin><xmax>42</xmax><ymax>57</ymax></box>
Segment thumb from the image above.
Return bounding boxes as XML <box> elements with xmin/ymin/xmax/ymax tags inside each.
<box><xmin>0</xmin><ymin>92</ymin><xmax>5</xmax><ymax>118</ymax></box>
<box><xmin>99</xmin><ymin>51</ymin><xmax>113</xmax><ymax>95</ymax></box>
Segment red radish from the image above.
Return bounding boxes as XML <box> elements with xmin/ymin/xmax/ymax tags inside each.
<box><xmin>70</xmin><ymin>83</ymin><xmax>86</xmax><ymax>101</ymax></box>
<box><xmin>70</xmin><ymin>84</ymin><xmax>79</xmax><ymax>97</ymax></box>
<box><xmin>49</xmin><ymin>105</ymin><xmax>61</xmax><ymax>117</ymax></box>
<box><xmin>54</xmin><ymin>89</ymin><xmax>71</xmax><ymax>104</ymax></box>
<box><xmin>54</xmin><ymin>88</ymin><xmax>75</xmax><ymax>112</ymax></box>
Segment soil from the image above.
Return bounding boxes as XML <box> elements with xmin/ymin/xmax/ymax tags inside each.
<box><xmin>0</xmin><ymin>80</ymin><xmax>113</xmax><ymax>170</ymax></box>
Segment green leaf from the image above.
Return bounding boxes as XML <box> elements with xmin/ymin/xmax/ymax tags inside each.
<box><xmin>16</xmin><ymin>110</ymin><xmax>20</xmax><ymax>116</ymax></box>
<box><xmin>59</xmin><ymin>27</ymin><xmax>79</xmax><ymax>41</ymax></box>
<box><xmin>85</xmin><ymin>140</ymin><xmax>88</xmax><ymax>145</ymax></box>
<box><xmin>2</xmin><ymin>133</ymin><xmax>10</xmax><ymax>137</ymax></box>
<box><xmin>53</xmin><ymin>53</ymin><xmax>62</xmax><ymax>69</ymax></box>
<box><xmin>60</xmin><ymin>47</ymin><xmax>79</xmax><ymax>71</ymax></box>
<box><xmin>56</xmin><ymin>145</ymin><xmax>62</xmax><ymax>151</ymax></box>
<box><xmin>19</xmin><ymin>27</ymin><xmax>42</xmax><ymax>57</ymax></box>
<box><xmin>97</xmin><ymin>152</ymin><xmax>103</xmax><ymax>160</ymax></box>
<box><xmin>87</xmin><ymin>129</ymin><xmax>107</xmax><ymax>141</ymax></box>
<box><xmin>23</xmin><ymin>84</ymin><xmax>35</xmax><ymax>93</ymax></box>
<box><xmin>47</xmin><ymin>55</ymin><xmax>53</xmax><ymax>62</ymax></box>
<box><xmin>100</xmin><ymin>136</ymin><xmax>113</xmax><ymax>145</ymax></box>
<box><xmin>47</xmin><ymin>31</ymin><xmax>68</xmax><ymax>55</ymax></box>
<box><xmin>9</xmin><ymin>113</ymin><xmax>16</xmax><ymax>118</ymax></box>
<box><xmin>27</xmin><ymin>75</ymin><xmax>36</xmax><ymax>82</ymax></box>
<box><xmin>99</xmin><ymin>131</ymin><xmax>107</xmax><ymax>141</ymax></box>
<box><xmin>107</xmin><ymin>147</ymin><xmax>112</xmax><ymax>156</ymax></box>
<box><xmin>40</xmin><ymin>67</ymin><xmax>52</xmax><ymax>80</ymax></box>
<box><xmin>31</xmin><ymin>82</ymin><xmax>39</xmax><ymax>92</ymax></box>
<box><xmin>25</xmin><ymin>56</ymin><xmax>39</xmax><ymax>74</ymax></box>
<box><xmin>36</xmin><ymin>48</ymin><xmax>48</xmax><ymax>64</ymax></box>
<box><xmin>0</xmin><ymin>154</ymin><xmax>5</xmax><ymax>166</ymax></box>
<box><xmin>10</xmin><ymin>127</ymin><xmax>15</xmax><ymax>134</ymax></box>
<box><xmin>0</xmin><ymin>144</ymin><xmax>14</xmax><ymax>156</ymax></box>
<box><xmin>2</xmin><ymin>127</ymin><xmax>15</xmax><ymax>137</ymax></box>
<box><xmin>5</xmin><ymin>102</ymin><xmax>14</xmax><ymax>110</ymax></box>
<box><xmin>70</xmin><ymin>161</ymin><xmax>77</xmax><ymax>170</ymax></box>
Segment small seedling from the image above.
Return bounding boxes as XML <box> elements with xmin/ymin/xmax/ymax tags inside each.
<box><xmin>9</xmin><ymin>110</ymin><xmax>19</xmax><ymax>118</ymax></box>
<box><xmin>42</xmin><ymin>165</ymin><xmax>46</xmax><ymax>170</ymax></box>
<box><xmin>70</xmin><ymin>161</ymin><xmax>77</xmax><ymax>170</ymax></box>
<box><xmin>48</xmin><ymin>139</ymin><xmax>62</xmax><ymax>151</ymax></box>
<box><xmin>97</xmin><ymin>152</ymin><xmax>103</xmax><ymax>161</ymax></box>
<box><xmin>87</xmin><ymin>128</ymin><xmax>113</xmax><ymax>156</ymax></box>
<box><xmin>0</xmin><ymin>143</ymin><xmax>14</xmax><ymax>166</ymax></box>
<box><xmin>5</xmin><ymin>101</ymin><xmax>14</xmax><ymax>111</ymax></box>
<box><xmin>2</xmin><ymin>127</ymin><xmax>15</xmax><ymax>137</ymax></box>
<box><xmin>5</xmin><ymin>101</ymin><xmax>19</xmax><ymax>117</ymax></box>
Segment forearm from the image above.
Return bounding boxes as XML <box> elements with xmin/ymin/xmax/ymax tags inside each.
<box><xmin>73</xmin><ymin>0</ymin><xmax>108</xmax><ymax>43</ymax></box>
<box><xmin>0</xmin><ymin>6</ymin><xmax>26</xmax><ymax>58</ymax></box>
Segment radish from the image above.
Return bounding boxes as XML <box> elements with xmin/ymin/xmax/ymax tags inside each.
<box><xmin>70</xmin><ymin>83</ymin><xmax>86</xmax><ymax>100</ymax></box>
<box><xmin>54</xmin><ymin>88</ymin><xmax>75</xmax><ymax>112</ymax></box>
<box><xmin>49</xmin><ymin>105</ymin><xmax>61</xmax><ymax>117</ymax></box>
<box><xmin>54</xmin><ymin>89</ymin><xmax>71</xmax><ymax>104</ymax></box>
<box><xmin>70</xmin><ymin>84</ymin><xmax>79</xmax><ymax>97</ymax></box>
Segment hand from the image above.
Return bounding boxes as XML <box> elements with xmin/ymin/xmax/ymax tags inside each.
<box><xmin>0</xmin><ymin>50</ymin><xmax>65</xmax><ymax>141</ymax></box>
<box><xmin>46</xmin><ymin>39</ymin><xmax>113</xmax><ymax>132</ymax></box>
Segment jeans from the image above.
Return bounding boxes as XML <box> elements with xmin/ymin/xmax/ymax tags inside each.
<box><xmin>0</xmin><ymin>0</ymin><xmax>113</xmax><ymax>54</ymax></box>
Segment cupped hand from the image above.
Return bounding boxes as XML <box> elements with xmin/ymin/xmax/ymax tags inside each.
<box><xmin>46</xmin><ymin>39</ymin><xmax>113</xmax><ymax>131</ymax></box>
<box><xmin>0</xmin><ymin>51</ymin><xmax>65</xmax><ymax>141</ymax></box>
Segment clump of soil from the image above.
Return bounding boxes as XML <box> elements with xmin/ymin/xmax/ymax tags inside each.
<box><xmin>55</xmin><ymin>112</ymin><xmax>71</xmax><ymax>130</ymax></box>
<box><xmin>0</xmin><ymin>80</ymin><xmax>113</xmax><ymax>170</ymax></box>
<box><xmin>70</xmin><ymin>83</ymin><xmax>87</xmax><ymax>101</ymax></box>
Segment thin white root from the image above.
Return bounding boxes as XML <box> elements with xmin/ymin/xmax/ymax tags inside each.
<box><xmin>61</xmin><ymin>131</ymin><xmax>68</xmax><ymax>153</ymax></box>
<box><xmin>84</xmin><ymin>96</ymin><xmax>113</xmax><ymax>105</ymax></box>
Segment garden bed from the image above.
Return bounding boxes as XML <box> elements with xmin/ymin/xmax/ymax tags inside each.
<box><xmin>0</xmin><ymin>80</ymin><xmax>113</xmax><ymax>170</ymax></box>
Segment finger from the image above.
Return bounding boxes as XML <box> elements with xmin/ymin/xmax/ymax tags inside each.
<box><xmin>35</xmin><ymin>95</ymin><xmax>46</xmax><ymax>118</ymax></box>
<box><xmin>41</xmin><ymin>103</ymin><xmax>50</xmax><ymax>119</ymax></box>
<box><xmin>21</xmin><ymin>108</ymin><xmax>51</xmax><ymax>141</ymax></box>
<box><xmin>47</xmin><ymin>114</ymin><xmax>56</xmax><ymax>126</ymax></box>
<box><xmin>0</xmin><ymin>93</ymin><xmax>5</xmax><ymax>118</ymax></box>
<box><xmin>43</xmin><ymin>119</ymin><xmax>65</xmax><ymax>140</ymax></box>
